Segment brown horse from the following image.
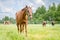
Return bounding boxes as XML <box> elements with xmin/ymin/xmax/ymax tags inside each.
<box><xmin>4</xmin><ymin>21</ymin><xmax>11</xmax><ymax>24</ymax></box>
<box><xmin>51</xmin><ymin>21</ymin><xmax>55</xmax><ymax>26</ymax></box>
<box><xmin>42</xmin><ymin>21</ymin><xmax>46</xmax><ymax>27</ymax></box>
<box><xmin>16</xmin><ymin>6</ymin><xmax>32</xmax><ymax>36</ymax></box>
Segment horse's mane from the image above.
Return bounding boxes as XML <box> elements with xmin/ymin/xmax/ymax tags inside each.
<box><xmin>21</xmin><ymin>7</ymin><xmax>26</xmax><ymax>11</ymax></box>
<box><xmin>21</xmin><ymin>6</ymin><xmax>28</xmax><ymax>11</ymax></box>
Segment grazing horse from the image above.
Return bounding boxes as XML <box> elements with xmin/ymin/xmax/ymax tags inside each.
<box><xmin>51</xmin><ymin>21</ymin><xmax>55</xmax><ymax>26</ymax></box>
<box><xmin>4</xmin><ymin>21</ymin><xmax>10</xmax><ymax>24</ymax></box>
<box><xmin>42</xmin><ymin>21</ymin><xmax>46</xmax><ymax>27</ymax></box>
<box><xmin>16</xmin><ymin>6</ymin><xmax>32</xmax><ymax>36</ymax></box>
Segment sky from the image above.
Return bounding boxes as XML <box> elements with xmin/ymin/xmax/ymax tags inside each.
<box><xmin>0</xmin><ymin>0</ymin><xmax>60</xmax><ymax>19</ymax></box>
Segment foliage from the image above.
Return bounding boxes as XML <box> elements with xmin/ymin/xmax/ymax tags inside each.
<box><xmin>32</xmin><ymin>3</ymin><xmax>60</xmax><ymax>24</ymax></box>
<box><xmin>0</xmin><ymin>16</ymin><xmax>16</xmax><ymax>24</ymax></box>
<box><xmin>31</xmin><ymin>5</ymin><xmax>46</xmax><ymax>24</ymax></box>
<box><xmin>0</xmin><ymin>3</ymin><xmax>60</xmax><ymax>24</ymax></box>
<box><xmin>2</xmin><ymin>16</ymin><xmax>10</xmax><ymax>21</ymax></box>
<box><xmin>9</xmin><ymin>18</ymin><xmax>16</xmax><ymax>24</ymax></box>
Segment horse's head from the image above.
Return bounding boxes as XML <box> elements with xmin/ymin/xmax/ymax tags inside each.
<box><xmin>25</xmin><ymin>5</ymin><xmax>32</xmax><ymax>19</ymax></box>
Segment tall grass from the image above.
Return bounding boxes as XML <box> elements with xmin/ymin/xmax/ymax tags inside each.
<box><xmin>0</xmin><ymin>24</ymin><xmax>60</xmax><ymax>40</ymax></box>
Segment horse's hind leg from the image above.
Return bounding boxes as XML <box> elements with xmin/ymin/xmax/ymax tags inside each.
<box><xmin>17</xmin><ymin>23</ymin><xmax>20</xmax><ymax>33</ymax></box>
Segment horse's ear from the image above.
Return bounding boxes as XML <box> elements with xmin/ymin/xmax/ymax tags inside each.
<box><xmin>26</xmin><ymin>5</ymin><xmax>28</xmax><ymax>8</ymax></box>
<box><xmin>29</xmin><ymin>6</ymin><xmax>32</xmax><ymax>9</ymax></box>
<box><xmin>22</xmin><ymin>9</ymin><xmax>24</xmax><ymax>11</ymax></box>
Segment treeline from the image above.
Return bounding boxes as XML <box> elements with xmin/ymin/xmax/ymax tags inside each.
<box><xmin>0</xmin><ymin>16</ymin><xmax>16</xmax><ymax>24</ymax></box>
<box><xmin>30</xmin><ymin>3</ymin><xmax>60</xmax><ymax>24</ymax></box>
<box><xmin>0</xmin><ymin>3</ymin><xmax>60</xmax><ymax>24</ymax></box>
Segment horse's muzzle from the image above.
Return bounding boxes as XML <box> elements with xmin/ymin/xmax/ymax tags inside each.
<box><xmin>30</xmin><ymin>16</ymin><xmax>32</xmax><ymax>19</ymax></box>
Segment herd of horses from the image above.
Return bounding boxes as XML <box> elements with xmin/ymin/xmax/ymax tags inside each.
<box><xmin>4</xmin><ymin>5</ymin><xmax>55</xmax><ymax>36</ymax></box>
<box><xmin>15</xmin><ymin>5</ymin><xmax>55</xmax><ymax>36</ymax></box>
<box><xmin>42</xmin><ymin>21</ymin><xmax>55</xmax><ymax>27</ymax></box>
<box><xmin>4</xmin><ymin>21</ymin><xmax>11</xmax><ymax>24</ymax></box>
<box><xmin>16</xmin><ymin>5</ymin><xmax>55</xmax><ymax>36</ymax></box>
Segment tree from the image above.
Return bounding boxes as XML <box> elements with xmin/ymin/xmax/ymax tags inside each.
<box><xmin>55</xmin><ymin>3</ymin><xmax>60</xmax><ymax>21</ymax></box>
<box><xmin>57</xmin><ymin>4</ymin><xmax>60</xmax><ymax>11</ymax></box>
<box><xmin>1</xmin><ymin>16</ymin><xmax>16</xmax><ymax>24</ymax></box>
<box><xmin>49</xmin><ymin>3</ymin><xmax>56</xmax><ymax>11</ymax></box>
<box><xmin>0</xmin><ymin>20</ymin><xmax>3</xmax><ymax>23</ymax></box>
<box><xmin>33</xmin><ymin>5</ymin><xmax>46</xmax><ymax>24</ymax></box>
<box><xmin>3</xmin><ymin>16</ymin><xmax>10</xmax><ymax>21</ymax></box>
<box><xmin>9</xmin><ymin>18</ymin><xmax>16</xmax><ymax>24</ymax></box>
<box><xmin>43</xmin><ymin>3</ymin><xmax>56</xmax><ymax>21</ymax></box>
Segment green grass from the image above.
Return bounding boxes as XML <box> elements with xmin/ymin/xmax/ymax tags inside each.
<box><xmin>0</xmin><ymin>24</ymin><xmax>60</xmax><ymax>40</ymax></box>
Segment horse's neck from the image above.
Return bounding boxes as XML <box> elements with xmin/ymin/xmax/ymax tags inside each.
<box><xmin>18</xmin><ymin>9</ymin><xmax>27</xmax><ymax>18</ymax></box>
<box><xmin>22</xmin><ymin>9</ymin><xmax>26</xmax><ymax>16</ymax></box>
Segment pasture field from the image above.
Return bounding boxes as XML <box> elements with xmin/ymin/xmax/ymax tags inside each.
<box><xmin>0</xmin><ymin>24</ymin><xmax>60</xmax><ymax>40</ymax></box>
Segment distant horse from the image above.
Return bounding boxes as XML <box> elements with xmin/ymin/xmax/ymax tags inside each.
<box><xmin>16</xmin><ymin>6</ymin><xmax>32</xmax><ymax>36</ymax></box>
<box><xmin>51</xmin><ymin>21</ymin><xmax>55</xmax><ymax>26</ymax></box>
<box><xmin>42</xmin><ymin>21</ymin><xmax>46</xmax><ymax>27</ymax></box>
<box><xmin>4</xmin><ymin>21</ymin><xmax>10</xmax><ymax>24</ymax></box>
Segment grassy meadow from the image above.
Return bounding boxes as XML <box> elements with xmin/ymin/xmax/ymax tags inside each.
<box><xmin>0</xmin><ymin>24</ymin><xmax>60</xmax><ymax>40</ymax></box>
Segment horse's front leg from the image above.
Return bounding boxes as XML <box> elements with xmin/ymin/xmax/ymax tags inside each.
<box><xmin>20</xmin><ymin>24</ymin><xmax>22</xmax><ymax>33</ymax></box>
<box><xmin>20</xmin><ymin>24</ymin><xmax>24</xmax><ymax>33</ymax></box>
<box><xmin>25</xmin><ymin>23</ymin><xmax>27</xmax><ymax>37</ymax></box>
<box><xmin>22</xmin><ymin>24</ymin><xmax>24</xmax><ymax>33</ymax></box>
<box><xmin>17</xmin><ymin>23</ymin><xmax>20</xmax><ymax>33</ymax></box>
